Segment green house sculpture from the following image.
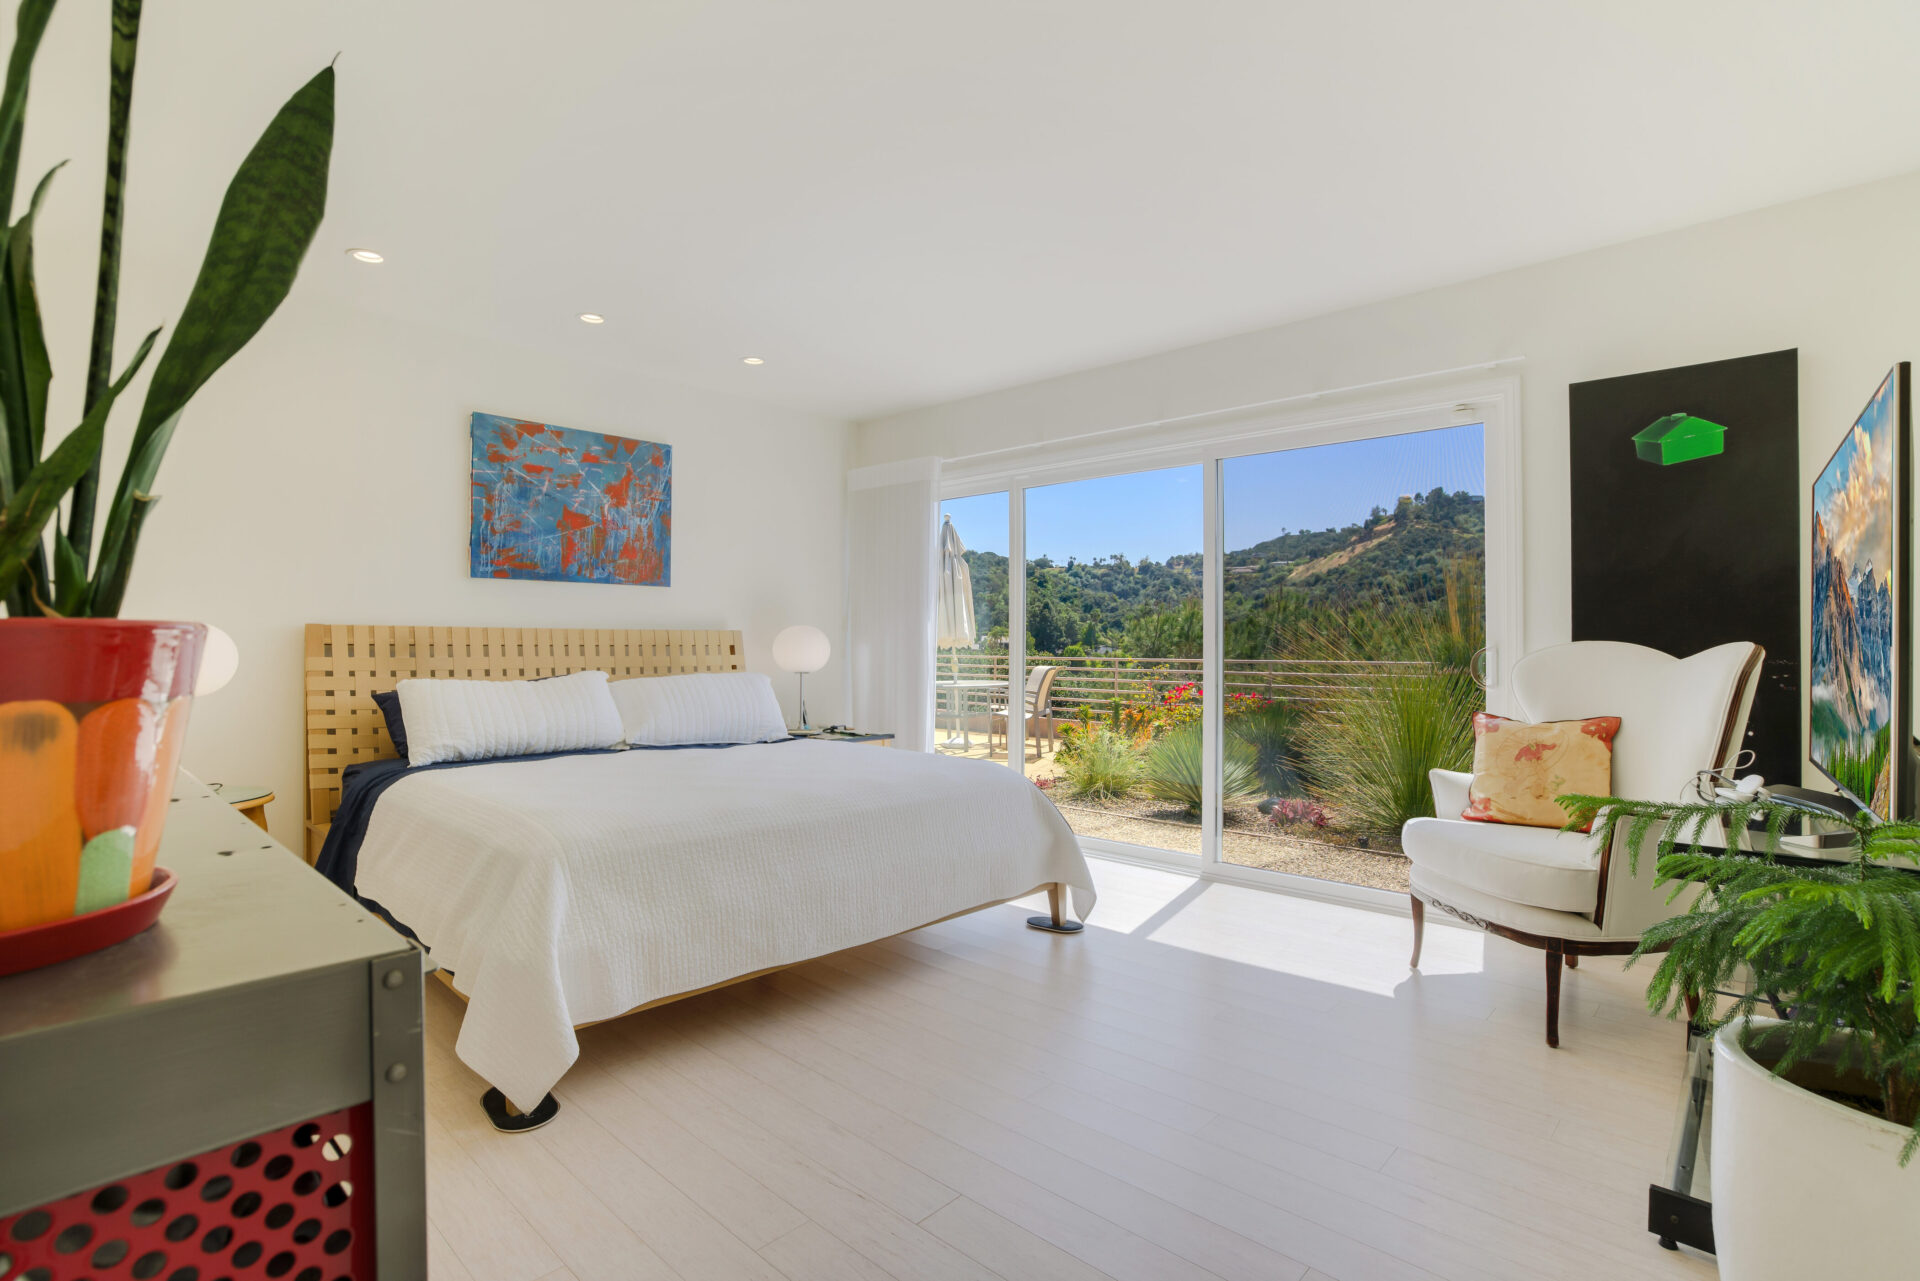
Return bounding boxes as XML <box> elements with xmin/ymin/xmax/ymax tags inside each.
<box><xmin>1633</xmin><ymin>412</ymin><xmax>1727</xmax><ymax>465</ymax></box>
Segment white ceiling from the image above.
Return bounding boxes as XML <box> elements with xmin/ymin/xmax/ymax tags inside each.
<box><xmin>20</xmin><ymin>1</ymin><xmax>1920</xmax><ymax>421</ymax></box>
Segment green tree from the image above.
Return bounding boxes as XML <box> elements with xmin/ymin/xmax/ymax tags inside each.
<box><xmin>1029</xmin><ymin>593</ymin><xmax>1069</xmax><ymax>654</ymax></box>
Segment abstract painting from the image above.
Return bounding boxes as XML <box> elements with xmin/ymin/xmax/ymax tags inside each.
<box><xmin>469</xmin><ymin>412</ymin><xmax>671</xmax><ymax>586</ymax></box>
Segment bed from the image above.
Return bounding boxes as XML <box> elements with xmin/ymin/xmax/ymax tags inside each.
<box><xmin>304</xmin><ymin>624</ymin><xmax>1094</xmax><ymax>1128</ymax></box>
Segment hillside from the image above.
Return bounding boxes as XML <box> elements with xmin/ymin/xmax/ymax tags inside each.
<box><xmin>1220</xmin><ymin>487</ymin><xmax>1483</xmax><ymax>606</ymax></box>
<box><xmin>955</xmin><ymin>487</ymin><xmax>1484</xmax><ymax>657</ymax></box>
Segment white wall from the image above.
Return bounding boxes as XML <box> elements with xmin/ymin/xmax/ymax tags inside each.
<box><xmin>854</xmin><ymin>170</ymin><xmax>1920</xmax><ymax>781</ymax></box>
<box><xmin>11</xmin><ymin>5</ymin><xmax>849</xmax><ymax>854</ymax></box>
<box><xmin>102</xmin><ymin>295</ymin><xmax>848</xmax><ymax>852</ymax></box>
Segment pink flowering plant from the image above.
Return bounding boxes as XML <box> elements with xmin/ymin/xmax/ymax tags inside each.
<box><xmin>1266</xmin><ymin>797</ymin><xmax>1329</xmax><ymax>829</ymax></box>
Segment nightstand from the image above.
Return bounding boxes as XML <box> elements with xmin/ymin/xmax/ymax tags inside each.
<box><xmin>795</xmin><ymin>730</ymin><xmax>894</xmax><ymax>744</ymax></box>
<box><xmin>210</xmin><ymin>782</ymin><xmax>274</xmax><ymax>830</ymax></box>
<box><xmin>0</xmin><ymin>773</ymin><xmax>426</xmax><ymax>1278</ymax></box>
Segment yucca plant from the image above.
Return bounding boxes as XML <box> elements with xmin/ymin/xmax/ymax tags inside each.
<box><xmin>1143</xmin><ymin>724</ymin><xmax>1261</xmax><ymax>815</ymax></box>
<box><xmin>1561</xmin><ymin>793</ymin><xmax>1920</xmax><ymax>1162</ymax></box>
<box><xmin>1057</xmin><ymin>727</ymin><xmax>1144</xmax><ymax>800</ymax></box>
<box><xmin>1299</xmin><ymin>665</ymin><xmax>1480</xmax><ymax>832</ymax></box>
<box><xmin>1228</xmin><ymin>699</ymin><xmax>1306</xmax><ymax>797</ymax></box>
<box><xmin>1278</xmin><ymin>555</ymin><xmax>1483</xmax><ymax>832</ymax></box>
<box><xmin>0</xmin><ymin>0</ymin><xmax>333</xmax><ymax>617</ymax></box>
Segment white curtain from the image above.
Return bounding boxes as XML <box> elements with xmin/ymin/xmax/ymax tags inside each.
<box><xmin>847</xmin><ymin>457</ymin><xmax>940</xmax><ymax>752</ymax></box>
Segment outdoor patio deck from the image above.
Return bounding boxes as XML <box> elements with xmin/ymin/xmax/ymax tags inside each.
<box><xmin>933</xmin><ymin>698</ymin><xmax>1411</xmax><ymax>893</ymax></box>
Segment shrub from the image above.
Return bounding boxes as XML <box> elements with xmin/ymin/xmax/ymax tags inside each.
<box><xmin>1229</xmin><ymin>699</ymin><xmax>1307</xmax><ymax>797</ymax></box>
<box><xmin>1113</xmin><ymin>680</ymin><xmax>1277</xmax><ymax>741</ymax></box>
<box><xmin>1276</xmin><ymin>557</ymin><xmax>1483</xmax><ymax>833</ymax></box>
<box><xmin>1143</xmin><ymin>725</ymin><xmax>1262</xmax><ymax>815</ymax></box>
<box><xmin>1058</xmin><ymin>728</ymin><xmax>1144</xmax><ymax>799</ymax></box>
<box><xmin>1110</xmin><ymin>674</ymin><xmax>1203</xmax><ymax>737</ymax></box>
<box><xmin>1266</xmin><ymin>797</ymin><xmax>1329</xmax><ymax>829</ymax></box>
<box><xmin>1300</xmin><ymin>666</ymin><xmax>1479</xmax><ymax>832</ymax></box>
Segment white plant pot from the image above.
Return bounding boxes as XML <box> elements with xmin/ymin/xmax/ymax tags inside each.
<box><xmin>1711</xmin><ymin>1019</ymin><xmax>1920</xmax><ymax>1279</ymax></box>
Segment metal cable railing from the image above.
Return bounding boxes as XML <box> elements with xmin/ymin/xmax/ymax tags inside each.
<box><xmin>932</xmin><ymin>651</ymin><xmax>1438</xmax><ymax>721</ymax></box>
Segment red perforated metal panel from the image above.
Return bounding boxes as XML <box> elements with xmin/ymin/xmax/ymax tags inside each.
<box><xmin>0</xmin><ymin>1103</ymin><xmax>375</xmax><ymax>1281</ymax></box>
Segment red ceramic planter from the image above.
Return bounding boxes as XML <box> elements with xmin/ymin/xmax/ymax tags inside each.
<box><xmin>0</xmin><ymin>619</ymin><xmax>205</xmax><ymax>937</ymax></box>
<box><xmin>0</xmin><ymin>866</ymin><xmax>178</xmax><ymax>977</ymax></box>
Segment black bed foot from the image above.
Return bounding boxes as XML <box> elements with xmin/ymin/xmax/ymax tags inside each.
<box><xmin>482</xmin><ymin>1087</ymin><xmax>560</xmax><ymax>1134</ymax></box>
<box><xmin>1027</xmin><ymin>884</ymin><xmax>1085</xmax><ymax>934</ymax></box>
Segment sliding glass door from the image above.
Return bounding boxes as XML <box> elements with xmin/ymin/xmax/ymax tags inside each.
<box><xmin>936</xmin><ymin>388</ymin><xmax>1513</xmax><ymax>901</ymax></box>
<box><xmin>1217</xmin><ymin>424</ymin><xmax>1486</xmax><ymax>892</ymax></box>
<box><xmin>1022</xmin><ymin>466</ymin><xmax>1201</xmax><ymax>856</ymax></box>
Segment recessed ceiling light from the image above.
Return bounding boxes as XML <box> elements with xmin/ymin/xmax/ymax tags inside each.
<box><xmin>742</xmin><ymin>357</ymin><xmax>765</xmax><ymax>365</ymax></box>
<box><xmin>578</xmin><ymin>313</ymin><xmax>606</xmax><ymax>324</ymax></box>
<box><xmin>346</xmin><ymin>248</ymin><xmax>383</xmax><ymax>263</ymax></box>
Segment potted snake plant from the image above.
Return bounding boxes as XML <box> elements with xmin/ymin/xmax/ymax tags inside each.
<box><xmin>1563</xmin><ymin>792</ymin><xmax>1920</xmax><ymax>1280</ymax></box>
<box><xmin>0</xmin><ymin>0</ymin><xmax>332</xmax><ymax>942</ymax></box>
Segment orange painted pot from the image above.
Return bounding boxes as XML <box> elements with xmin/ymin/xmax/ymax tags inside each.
<box><xmin>0</xmin><ymin>619</ymin><xmax>204</xmax><ymax>932</ymax></box>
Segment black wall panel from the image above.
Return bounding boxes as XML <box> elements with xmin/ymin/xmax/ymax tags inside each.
<box><xmin>1568</xmin><ymin>349</ymin><xmax>1800</xmax><ymax>786</ymax></box>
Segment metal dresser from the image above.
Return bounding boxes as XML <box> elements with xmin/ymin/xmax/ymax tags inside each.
<box><xmin>0</xmin><ymin>773</ymin><xmax>425</xmax><ymax>1280</ymax></box>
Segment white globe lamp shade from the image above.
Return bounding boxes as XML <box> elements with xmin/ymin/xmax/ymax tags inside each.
<box><xmin>196</xmin><ymin>624</ymin><xmax>240</xmax><ymax>696</ymax></box>
<box><xmin>771</xmin><ymin>625</ymin><xmax>831</xmax><ymax>674</ymax></box>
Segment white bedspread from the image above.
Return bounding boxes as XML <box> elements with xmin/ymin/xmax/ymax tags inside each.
<box><xmin>354</xmin><ymin>741</ymin><xmax>1094</xmax><ymax>1109</ymax></box>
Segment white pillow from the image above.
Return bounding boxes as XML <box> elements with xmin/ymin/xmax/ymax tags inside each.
<box><xmin>610</xmin><ymin>672</ymin><xmax>790</xmax><ymax>746</ymax></box>
<box><xmin>396</xmin><ymin>670</ymin><xmax>624</xmax><ymax>766</ymax></box>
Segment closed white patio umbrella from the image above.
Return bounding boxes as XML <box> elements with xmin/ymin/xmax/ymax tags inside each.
<box><xmin>937</xmin><ymin>517</ymin><xmax>977</xmax><ymax>745</ymax></box>
<box><xmin>937</xmin><ymin>516</ymin><xmax>976</xmax><ymax>650</ymax></box>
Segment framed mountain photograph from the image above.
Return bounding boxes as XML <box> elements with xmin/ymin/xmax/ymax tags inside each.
<box><xmin>1811</xmin><ymin>366</ymin><xmax>1910</xmax><ymax>816</ymax></box>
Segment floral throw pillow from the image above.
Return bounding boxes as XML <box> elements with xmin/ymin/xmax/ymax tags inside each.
<box><xmin>1462</xmin><ymin>712</ymin><xmax>1620</xmax><ymax>830</ymax></box>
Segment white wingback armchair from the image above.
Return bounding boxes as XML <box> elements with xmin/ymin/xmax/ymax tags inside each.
<box><xmin>1402</xmin><ymin>640</ymin><xmax>1764</xmax><ymax>1047</ymax></box>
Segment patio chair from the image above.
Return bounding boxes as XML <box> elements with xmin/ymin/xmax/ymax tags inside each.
<box><xmin>1401</xmin><ymin>640</ymin><xmax>1763</xmax><ymax>1048</ymax></box>
<box><xmin>990</xmin><ymin>665</ymin><xmax>1060</xmax><ymax>762</ymax></box>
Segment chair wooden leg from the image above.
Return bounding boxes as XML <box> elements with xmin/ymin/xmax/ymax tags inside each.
<box><xmin>1408</xmin><ymin>895</ymin><xmax>1425</xmax><ymax>969</ymax></box>
<box><xmin>1544</xmin><ymin>942</ymin><xmax>1564</xmax><ymax>1048</ymax></box>
<box><xmin>1564</xmin><ymin>953</ymin><xmax>1578</xmax><ymax>969</ymax></box>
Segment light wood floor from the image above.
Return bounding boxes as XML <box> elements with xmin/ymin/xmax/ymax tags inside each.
<box><xmin>422</xmin><ymin>858</ymin><xmax>1717</xmax><ymax>1281</ymax></box>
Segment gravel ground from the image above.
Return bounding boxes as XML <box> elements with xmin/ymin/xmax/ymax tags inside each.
<box><xmin>1050</xmin><ymin>801</ymin><xmax>1411</xmax><ymax>893</ymax></box>
<box><xmin>1021</xmin><ymin>749</ymin><xmax>1412</xmax><ymax>893</ymax></box>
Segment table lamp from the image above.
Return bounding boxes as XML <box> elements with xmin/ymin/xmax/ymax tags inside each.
<box><xmin>771</xmin><ymin>625</ymin><xmax>831</xmax><ymax>731</ymax></box>
<box><xmin>196</xmin><ymin>624</ymin><xmax>240</xmax><ymax>696</ymax></box>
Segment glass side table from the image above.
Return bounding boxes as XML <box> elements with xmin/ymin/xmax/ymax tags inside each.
<box><xmin>1650</xmin><ymin>1018</ymin><xmax>1717</xmax><ymax>1253</ymax></box>
<box><xmin>1650</xmin><ymin>964</ymin><xmax>1788</xmax><ymax>1256</ymax></box>
<box><xmin>1646</xmin><ymin>809</ymin><xmax>1905</xmax><ymax>1256</ymax></box>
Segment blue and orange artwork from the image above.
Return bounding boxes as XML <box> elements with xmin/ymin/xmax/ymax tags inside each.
<box><xmin>469</xmin><ymin>412</ymin><xmax>672</xmax><ymax>586</ymax></box>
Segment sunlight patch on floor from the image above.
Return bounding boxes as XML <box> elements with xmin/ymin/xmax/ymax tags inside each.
<box><xmin>1070</xmin><ymin>854</ymin><xmax>1487</xmax><ymax>996</ymax></box>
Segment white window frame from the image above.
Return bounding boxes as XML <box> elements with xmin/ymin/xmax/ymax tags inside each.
<box><xmin>937</xmin><ymin>374</ymin><xmax>1524</xmax><ymax>911</ymax></box>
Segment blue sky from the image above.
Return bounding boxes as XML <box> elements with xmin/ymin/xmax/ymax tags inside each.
<box><xmin>943</xmin><ymin>423</ymin><xmax>1484</xmax><ymax>562</ymax></box>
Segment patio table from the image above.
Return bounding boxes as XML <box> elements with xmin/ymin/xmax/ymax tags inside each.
<box><xmin>934</xmin><ymin>677</ymin><xmax>1005</xmax><ymax>748</ymax></box>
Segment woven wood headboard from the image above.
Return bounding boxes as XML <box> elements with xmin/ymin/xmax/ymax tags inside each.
<box><xmin>303</xmin><ymin>624</ymin><xmax>742</xmax><ymax>853</ymax></box>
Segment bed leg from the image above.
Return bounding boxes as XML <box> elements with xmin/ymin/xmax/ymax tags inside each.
<box><xmin>482</xmin><ymin>1087</ymin><xmax>561</xmax><ymax>1134</ymax></box>
<box><xmin>1027</xmin><ymin>882</ymin><xmax>1084</xmax><ymax>934</ymax></box>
